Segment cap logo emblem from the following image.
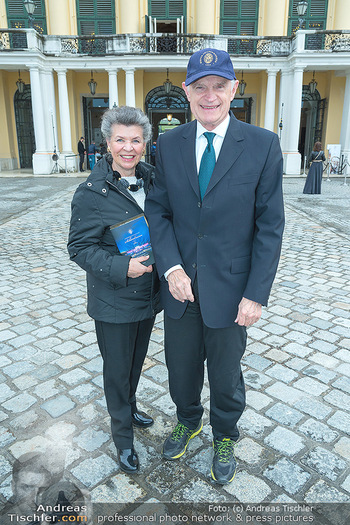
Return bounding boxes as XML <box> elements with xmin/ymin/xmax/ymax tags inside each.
<box><xmin>200</xmin><ymin>51</ymin><xmax>218</xmax><ymax>67</ymax></box>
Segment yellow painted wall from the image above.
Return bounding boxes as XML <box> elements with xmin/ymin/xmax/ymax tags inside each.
<box><xmin>3</xmin><ymin>0</ymin><xmax>350</xmax><ymax>36</ymax></box>
<box><xmin>255</xmin><ymin>72</ymin><xmax>264</xmax><ymax>127</ymax></box>
<box><xmin>119</xmin><ymin>0</ymin><xmax>140</xmax><ymax>33</ymax></box>
<box><xmin>187</xmin><ymin>0</ymin><xmax>194</xmax><ymax>33</ymax></box>
<box><xmin>193</xmin><ymin>0</ymin><xmax>217</xmax><ymax>34</ymax></box>
<box><xmin>71</xmin><ymin>71</ymin><xmax>108</xmax><ymax>150</ymax></box>
<box><xmin>0</xmin><ymin>71</ymin><xmax>31</xmax><ymax>165</ymax></box>
<box><xmin>324</xmin><ymin>74</ymin><xmax>344</xmax><ymax>151</ymax></box>
<box><xmin>46</xmin><ymin>0</ymin><xmax>75</xmax><ymax>35</ymax></box>
<box><xmin>0</xmin><ymin>71</ymin><xmax>14</xmax><ymax>160</ymax></box>
<box><xmin>135</xmin><ymin>70</ymin><xmax>144</xmax><ymax>109</ymax></box>
<box><xmin>332</xmin><ymin>0</ymin><xmax>350</xmax><ymax>30</ymax></box>
<box><xmin>0</xmin><ymin>0</ymin><xmax>7</xmax><ymax>27</ymax></box>
<box><xmin>140</xmin><ymin>0</ymin><xmax>148</xmax><ymax>33</ymax></box>
<box><xmin>260</xmin><ymin>0</ymin><xmax>288</xmax><ymax>36</ymax></box>
<box><xmin>143</xmin><ymin>71</ymin><xmax>185</xmax><ymax>101</ymax></box>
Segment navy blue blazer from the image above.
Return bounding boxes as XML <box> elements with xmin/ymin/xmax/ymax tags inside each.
<box><xmin>145</xmin><ymin>114</ymin><xmax>285</xmax><ymax>329</ymax></box>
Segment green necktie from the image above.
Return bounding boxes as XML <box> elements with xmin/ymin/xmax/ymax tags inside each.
<box><xmin>198</xmin><ymin>132</ymin><xmax>216</xmax><ymax>200</ymax></box>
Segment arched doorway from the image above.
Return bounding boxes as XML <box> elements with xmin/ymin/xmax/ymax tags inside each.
<box><xmin>145</xmin><ymin>85</ymin><xmax>191</xmax><ymax>161</ymax></box>
<box><xmin>299</xmin><ymin>86</ymin><xmax>326</xmax><ymax>163</ymax></box>
<box><xmin>14</xmin><ymin>85</ymin><xmax>35</xmax><ymax>168</ymax></box>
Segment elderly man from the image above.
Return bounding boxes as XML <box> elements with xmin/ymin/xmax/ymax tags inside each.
<box><xmin>145</xmin><ymin>48</ymin><xmax>284</xmax><ymax>484</ymax></box>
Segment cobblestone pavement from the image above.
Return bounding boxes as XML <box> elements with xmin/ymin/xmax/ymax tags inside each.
<box><xmin>0</xmin><ymin>175</ymin><xmax>350</xmax><ymax>522</ymax></box>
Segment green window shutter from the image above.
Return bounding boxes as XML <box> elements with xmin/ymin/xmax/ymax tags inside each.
<box><xmin>6</xmin><ymin>0</ymin><xmax>47</xmax><ymax>33</ymax></box>
<box><xmin>76</xmin><ymin>0</ymin><xmax>115</xmax><ymax>35</ymax></box>
<box><xmin>222</xmin><ymin>20</ymin><xmax>238</xmax><ymax>36</ymax></box>
<box><xmin>168</xmin><ymin>0</ymin><xmax>184</xmax><ymax>17</ymax></box>
<box><xmin>79</xmin><ymin>20</ymin><xmax>96</xmax><ymax>35</ymax></box>
<box><xmin>150</xmin><ymin>0</ymin><xmax>167</xmax><ymax>17</ymax></box>
<box><xmin>222</xmin><ymin>1</ymin><xmax>239</xmax><ymax>18</ymax></box>
<box><xmin>220</xmin><ymin>0</ymin><xmax>258</xmax><ymax>37</ymax></box>
<box><xmin>78</xmin><ymin>0</ymin><xmax>95</xmax><ymax>17</ymax></box>
<box><xmin>288</xmin><ymin>0</ymin><xmax>328</xmax><ymax>35</ymax></box>
<box><xmin>7</xmin><ymin>0</ymin><xmax>26</xmax><ymax>16</ymax></box>
<box><xmin>96</xmin><ymin>0</ymin><xmax>112</xmax><ymax>16</ymax></box>
<box><xmin>241</xmin><ymin>0</ymin><xmax>258</xmax><ymax>18</ymax></box>
<box><xmin>310</xmin><ymin>0</ymin><xmax>327</xmax><ymax>18</ymax></box>
<box><xmin>97</xmin><ymin>20</ymin><xmax>114</xmax><ymax>34</ymax></box>
<box><xmin>240</xmin><ymin>21</ymin><xmax>256</xmax><ymax>36</ymax></box>
<box><xmin>149</xmin><ymin>0</ymin><xmax>185</xmax><ymax>18</ymax></box>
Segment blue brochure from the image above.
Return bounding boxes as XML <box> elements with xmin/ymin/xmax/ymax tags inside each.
<box><xmin>110</xmin><ymin>214</ymin><xmax>155</xmax><ymax>266</ymax></box>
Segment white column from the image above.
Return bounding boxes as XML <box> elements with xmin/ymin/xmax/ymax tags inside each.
<box><xmin>340</xmin><ymin>72</ymin><xmax>350</xmax><ymax>159</ymax></box>
<box><xmin>29</xmin><ymin>66</ymin><xmax>52</xmax><ymax>174</ymax></box>
<box><xmin>284</xmin><ymin>66</ymin><xmax>304</xmax><ymax>175</ymax></box>
<box><xmin>108</xmin><ymin>69</ymin><xmax>119</xmax><ymax>108</ymax></box>
<box><xmin>264</xmin><ymin>69</ymin><xmax>278</xmax><ymax>132</ymax></box>
<box><xmin>40</xmin><ymin>69</ymin><xmax>55</xmax><ymax>155</ymax></box>
<box><xmin>278</xmin><ymin>69</ymin><xmax>292</xmax><ymax>152</ymax></box>
<box><xmin>124</xmin><ymin>67</ymin><xmax>136</xmax><ymax>107</ymax></box>
<box><xmin>29</xmin><ymin>67</ymin><xmax>47</xmax><ymax>152</ymax></box>
<box><xmin>47</xmin><ymin>69</ymin><xmax>60</xmax><ymax>154</ymax></box>
<box><xmin>55</xmin><ymin>69</ymin><xmax>74</xmax><ymax>155</ymax></box>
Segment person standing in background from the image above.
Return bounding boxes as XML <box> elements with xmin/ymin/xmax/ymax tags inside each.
<box><xmin>88</xmin><ymin>140</ymin><xmax>97</xmax><ymax>170</ymax></box>
<box><xmin>78</xmin><ymin>137</ymin><xmax>85</xmax><ymax>172</ymax></box>
<box><xmin>303</xmin><ymin>141</ymin><xmax>326</xmax><ymax>194</ymax></box>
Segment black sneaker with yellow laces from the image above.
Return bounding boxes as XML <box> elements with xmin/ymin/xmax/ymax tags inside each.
<box><xmin>211</xmin><ymin>437</ymin><xmax>237</xmax><ymax>484</ymax></box>
<box><xmin>162</xmin><ymin>420</ymin><xmax>203</xmax><ymax>460</ymax></box>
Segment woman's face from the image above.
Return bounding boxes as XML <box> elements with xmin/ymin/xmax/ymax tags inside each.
<box><xmin>107</xmin><ymin>124</ymin><xmax>146</xmax><ymax>176</ymax></box>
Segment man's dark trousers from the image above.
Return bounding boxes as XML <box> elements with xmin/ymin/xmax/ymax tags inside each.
<box><xmin>79</xmin><ymin>153</ymin><xmax>84</xmax><ymax>171</ymax></box>
<box><xmin>164</xmin><ymin>279</ymin><xmax>246</xmax><ymax>441</ymax></box>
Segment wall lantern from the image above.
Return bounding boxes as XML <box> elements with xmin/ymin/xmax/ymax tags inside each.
<box><xmin>16</xmin><ymin>70</ymin><xmax>25</xmax><ymax>93</ymax></box>
<box><xmin>163</xmin><ymin>69</ymin><xmax>172</xmax><ymax>95</ymax></box>
<box><xmin>238</xmin><ymin>71</ymin><xmax>246</xmax><ymax>96</ymax></box>
<box><xmin>88</xmin><ymin>71</ymin><xmax>97</xmax><ymax>95</ymax></box>
<box><xmin>23</xmin><ymin>0</ymin><xmax>35</xmax><ymax>28</ymax></box>
<box><xmin>309</xmin><ymin>71</ymin><xmax>317</xmax><ymax>94</ymax></box>
<box><xmin>167</xmin><ymin>113</ymin><xmax>173</xmax><ymax>122</ymax></box>
<box><xmin>297</xmin><ymin>1</ymin><xmax>308</xmax><ymax>28</ymax></box>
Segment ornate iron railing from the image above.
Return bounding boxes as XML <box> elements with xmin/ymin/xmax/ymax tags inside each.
<box><xmin>57</xmin><ymin>33</ymin><xmax>292</xmax><ymax>57</ymax></box>
<box><xmin>324</xmin><ymin>31</ymin><xmax>350</xmax><ymax>52</ymax></box>
<box><xmin>0</xmin><ymin>29</ymin><xmax>28</xmax><ymax>50</ymax></box>
<box><xmin>2</xmin><ymin>29</ymin><xmax>350</xmax><ymax>56</ymax></box>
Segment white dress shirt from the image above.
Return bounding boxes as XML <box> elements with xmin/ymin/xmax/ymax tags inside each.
<box><xmin>165</xmin><ymin>115</ymin><xmax>231</xmax><ymax>279</ymax></box>
<box><xmin>195</xmin><ymin>115</ymin><xmax>230</xmax><ymax>172</ymax></box>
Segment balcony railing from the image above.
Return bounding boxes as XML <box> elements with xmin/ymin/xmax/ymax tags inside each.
<box><xmin>1</xmin><ymin>28</ymin><xmax>350</xmax><ymax>57</ymax></box>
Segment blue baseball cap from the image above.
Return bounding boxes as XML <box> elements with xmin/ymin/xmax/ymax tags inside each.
<box><xmin>185</xmin><ymin>48</ymin><xmax>236</xmax><ymax>86</ymax></box>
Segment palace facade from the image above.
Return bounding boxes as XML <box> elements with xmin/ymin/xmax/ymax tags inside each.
<box><xmin>1</xmin><ymin>0</ymin><xmax>350</xmax><ymax>174</ymax></box>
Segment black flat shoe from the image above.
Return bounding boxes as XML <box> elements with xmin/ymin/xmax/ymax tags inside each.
<box><xmin>132</xmin><ymin>411</ymin><xmax>154</xmax><ymax>428</ymax></box>
<box><xmin>117</xmin><ymin>448</ymin><xmax>139</xmax><ymax>473</ymax></box>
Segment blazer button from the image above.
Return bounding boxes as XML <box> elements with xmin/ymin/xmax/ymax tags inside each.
<box><xmin>192</xmin><ymin>263</ymin><xmax>197</xmax><ymax>269</ymax></box>
<box><xmin>198</xmin><ymin>233</ymin><xmax>203</xmax><ymax>239</ymax></box>
<box><xmin>198</xmin><ymin>202</ymin><xmax>201</xmax><ymax>208</ymax></box>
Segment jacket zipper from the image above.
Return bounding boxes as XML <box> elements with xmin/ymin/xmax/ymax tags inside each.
<box><xmin>107</xmin><ymin>176</ymin><xmax>157</xmax><ymax>316</ymax></box>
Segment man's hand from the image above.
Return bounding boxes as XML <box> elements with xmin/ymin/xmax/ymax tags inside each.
<box><xmin>167</xmin><ymin>269</ymin><xmax>194</xmax><ymax>303</ymax></box>
<box><xmin>127</xmin><ymin>256</ymin><xmax>153</xmax><ymax>278</ymax></box>
<box><xmin>235</xmin><ymin>297</ymin><xmax>262</xmax><ymax>327</ymax></box>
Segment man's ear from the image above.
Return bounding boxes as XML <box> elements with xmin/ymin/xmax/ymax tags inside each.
<box><xmin>231</xmin><ymin>80</ymin><xmax>239</xmax><ymax>101</ymax></box>
<box><xmin>182</xmin><ymin>81</ymin><xmax>190</xmax><ymax>101</ymax></box>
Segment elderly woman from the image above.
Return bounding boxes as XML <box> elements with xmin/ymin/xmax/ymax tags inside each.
<box><xmin>68</xmin><ymin>106</ymin><xmax>161</xmax><ymax>474</ymax></box>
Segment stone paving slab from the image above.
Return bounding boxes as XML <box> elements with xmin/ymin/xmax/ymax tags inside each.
<box><xmin>0</xmin><ymin>177</ymin><xmax>350</xmax><ymax>522</ymax></box>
